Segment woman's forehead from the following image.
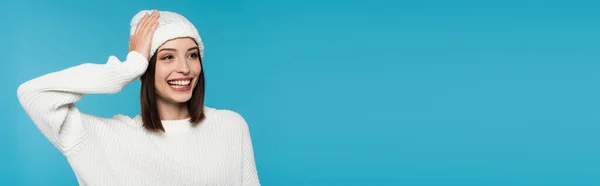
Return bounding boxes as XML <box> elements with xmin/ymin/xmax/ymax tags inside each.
<box><xmin>159</xmin><ymin>37</ymin><xmax>198</xmax><ymax>50</ymax></box>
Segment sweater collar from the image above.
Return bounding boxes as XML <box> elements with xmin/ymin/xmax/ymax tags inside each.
<box><xmin>133</xmin><ymin>106</ymin><xmax>216</xmax><ymax>134</ymax></box>
<box><xmin>161</xmin><ymin>118</ymin><xmax>194</xmax><ymax>134</ymax></box>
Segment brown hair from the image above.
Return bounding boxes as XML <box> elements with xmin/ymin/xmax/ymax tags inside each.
<box><xmin>139</xmin><ymin>47</ymin><xmax>206</xmax><ymax>132</ymax></box>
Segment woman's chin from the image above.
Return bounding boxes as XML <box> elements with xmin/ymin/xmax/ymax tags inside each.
<box><xmin>157</xmin><ymin>85</ymin><xmax>195</xmax><ymax>103</ymax></box>
<box><xmin>168</xmin><ymin>95</ymin><xmax>192</xmax><ymax>103</ymax></box>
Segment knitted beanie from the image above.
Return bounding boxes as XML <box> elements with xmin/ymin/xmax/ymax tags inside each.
<box><xmin>129</xmin><ymin>10</ymin><xmax>204</xmax><ymax>59</ymax></box>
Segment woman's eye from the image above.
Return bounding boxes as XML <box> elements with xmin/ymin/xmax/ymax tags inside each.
<box><xmin>161</xmin><ymin>55</ymin><xmax>174</xmax><ymax>60</ymax></box>
<box><xmin>188</xmin><ymin>53</ymin><xmax>199</xmax><ymax>59</ymax></box>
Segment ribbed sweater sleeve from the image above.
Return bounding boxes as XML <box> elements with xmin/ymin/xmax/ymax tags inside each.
<box><xmin>16</xmin><ymin>51</ymin><xmax>148</xmax><ymax>153</ymax></box>
<box><xmin>224</xmin><ymin>110</ymin><xmax>261</xmax><ymax>186</ymax></box>
<box><xmin>242</xmin><ymin>120</ymin><xmax>261</xmax><ymax>186</ymax></box>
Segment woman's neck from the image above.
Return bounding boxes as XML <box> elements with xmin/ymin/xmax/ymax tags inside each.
<box><xmin>156</xmin><ymin>98</ymin><xmax>190</xmax><ymax>120</ymax></box>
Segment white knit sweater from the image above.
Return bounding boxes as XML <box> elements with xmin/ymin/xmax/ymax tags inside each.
<box><xmin>16</xmin><ymin>51</ymin><xmax>260</xmax><ymax>186</ymax></box>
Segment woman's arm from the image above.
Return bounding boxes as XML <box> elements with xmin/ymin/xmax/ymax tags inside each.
<box><xmin>17</xmin><ymin>51</ymin><xmax>148</xmax><ymax>152</ymax></box>
<box><xmin>218</xmin><ymin>109</ymin><xmax>261</xmax><ymax>185</ymax></box>
<box><xmin>241</xmin><ymin>120</ymin><xmax>261</xmax><ymax>186</ymax></box>
<box><xmin>225</xmin><ymin>110</ymin><xmax>261</xmax><ymax>186</ymax></box>
<box><xmin>17</xmin><ymin>10</ymin><xmax>159</xmax><ymax>153</ymax></box>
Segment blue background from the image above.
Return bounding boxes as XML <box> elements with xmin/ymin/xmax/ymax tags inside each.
<box><xmin>2</xmin><ymin>0</ymin><xmax>600</xmax><ymax>185</ymax></box>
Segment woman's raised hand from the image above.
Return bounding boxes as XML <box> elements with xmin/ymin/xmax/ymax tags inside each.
<box><xmin>129</xmin><ymin>9</ymin><xmax>159</xmax><ymax>60</ymax></box>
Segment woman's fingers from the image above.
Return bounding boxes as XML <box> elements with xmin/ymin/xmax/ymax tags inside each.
<box><xmin>140</xmin><ymin>11</ymin><xmax>155</xmax><ymax>35</ymax></box>
<box><xmin>145</xmin><ymin>16</ymin><xmax>159</xmax><ymax>38</ymax></box>
<box><xmin>130</xmin><ymin>10</ymin><xmax>159</xmax><ymax>59</ymax></box>
<box><xmin>135</xmin><ymin>13</ymin><xmax>149</xmax><ymax>35</ymax></box>
<box><xmin>142</xmin><ymin>10</ymin><xmax>159</xmax><ymax>37</ymax></box>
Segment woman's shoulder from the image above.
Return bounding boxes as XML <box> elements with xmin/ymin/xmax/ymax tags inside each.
<box><xmin>204</xmin><ymin>106</ymin><xmax>249</xmax><ymax>129</ymax></box>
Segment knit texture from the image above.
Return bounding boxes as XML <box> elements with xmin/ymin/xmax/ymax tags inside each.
<box><xmin>130</xmin><ymin>10</ymin><xmax>204</xmax><ymax>58</ymax></box>
<box><xmin>17</xmin><ymin>51</ymin><xmax>260</xmax><ymax>186</ymax></box>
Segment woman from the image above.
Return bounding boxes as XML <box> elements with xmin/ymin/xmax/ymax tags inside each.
<box><xmin>17</xmin><ymin>9</ymin><xmax>260</xmax><ymax>186</ymax></box>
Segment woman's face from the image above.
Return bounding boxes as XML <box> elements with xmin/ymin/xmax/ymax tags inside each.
<box><xmin>153</xmin><ymin>37</ymin><xmax>202</xmax><ymax>104</ymax></box>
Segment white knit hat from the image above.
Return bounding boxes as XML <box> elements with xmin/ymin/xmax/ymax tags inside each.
<box><xmin>129</xmin><ymin>10</ymin><xmax>204</xmax><ymax>59</ymax></box>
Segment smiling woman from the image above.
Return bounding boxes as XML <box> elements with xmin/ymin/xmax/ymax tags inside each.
<box><xmin>141</xmin><ymin>38</ymin><xmax>206</xmax><ymax>132</ymax></box>
<box><xmin>16</xmin><ymin>9</ymin><xmax>260</xmax><ymax>186</ymax></box>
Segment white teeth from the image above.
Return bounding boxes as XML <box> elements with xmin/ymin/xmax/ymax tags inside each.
<box><xmin>168</xmin><ymin>80</ymin><xmax>191</xmax><ymax>86</ymax></box>
<box><xmin>170</xmin><ymin>85</ymin><xmax>187</xmax><ymax>88</ymax></box>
